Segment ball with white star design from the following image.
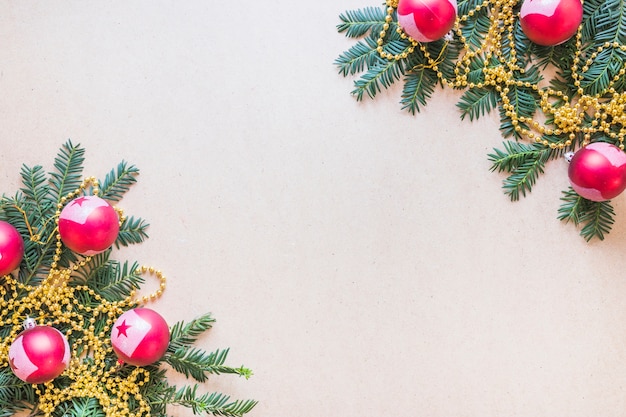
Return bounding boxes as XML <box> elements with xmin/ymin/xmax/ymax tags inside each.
<box><xmin>58</xmin><ymin>195</ymin><xmax>120</xmax><ymax>256</ymax></box>
<box><xmin>9</xmin><ymin>320</ymin><xmax>71</xmax><ymax>384</ymax></box>
<box><xmin>111</xmin><ymin>308</ymin><xmax>170</xmax><ymax>367</ymax></box>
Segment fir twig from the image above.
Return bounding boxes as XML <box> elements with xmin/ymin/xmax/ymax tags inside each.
<box><xmin>166</xmin><ymin>347</ymin><xmax>253</xmax><ymax>382</ymax></box>
<box><xmin>351</xmin><ymin>53</ymin><xmax>405</xmax><ymax>100</ymax></box>
<box><xmin>401</xmin><ymin>68</ymin><xmax>437</xmax><ymax>114</ymax></box>
<box><xmin>488</xmin><ymin>141</ymin><xmax>556</xmax><ymax>201</ymax></box>
<box><xmin>336</xmin><ymin>6</ymin><xmax>387</xmax><ymax>38</ymax></box>
<box><xmin>558</xmin><ymin>187</ymin><xmax>615</xmax><ymax>241</ymax></box>
<box><xmin>168</xmin><ymin>313</ymin><xmax>217</xmax><ymax>352</ymax></box>
<box><xmin>48</xmin><ymin>140</ymin><xmax>85</xmax><ymax>203</ymax></box>
<box><xmin>457</xmin><ymin>87</ymin><xmax>498</xmax><ymax>120</ymax></box>
<box><xmin>169</xmin><ymin>386</ymin><xmax>258</xmax><ymax>417</ymax></box>
<box><xmin>115</xmin><ymin>216</ymin><xmax>150</xmax><ymax>247</ymax></box>
<box><xmin>99</xmin><ymin>161</ymin><xmax>140</xmax><ymax>203</ymax></box>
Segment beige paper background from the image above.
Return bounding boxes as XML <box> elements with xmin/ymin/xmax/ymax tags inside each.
<box><xmin>2</xmin><ymin>1</ymin><xmax>626</xmax><ymax>416</ymax></box>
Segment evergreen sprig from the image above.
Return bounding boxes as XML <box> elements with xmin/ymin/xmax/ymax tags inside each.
<box><xmin>168</xmin><ymin>386</ymin><xmax>258</xmax><ymax>417</ymax></box>
<box><xmin>337</xmin><ymin>6</ymin><xmax>388</xmax><ymax>38</ymax></box>
<box><xmin>48</xmin><ymin>140</ymin><xmax>85</xmax><ymax>204</ymax></box>
<box><xmin>99</xmin><ymin>161</ymin><xmax>139</xmax><ymax>203</ymax></box>
<box><xmin>558</xmin><ymin>187</ymin><xmax>615</xmax><ymax>241</ymax></box>
<box><xmin>488</xmin><ymin>141</ymin><xmax>557</xmax><ymax>201</ymax></box>
<box><xmin>0</xmin><ymin>141</ymin><xmax>256</xmax><ymax>416</ymax></box>
<box><xmin>336</xmin><ymin>0</ymin><xmax>626</xmax><ymax>241</ymax></box>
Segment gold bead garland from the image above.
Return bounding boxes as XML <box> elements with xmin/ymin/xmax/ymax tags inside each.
<box><xmin>0</xmin><ymin>177</ymin><xmax>167</xmax><ymax>417</ymax></box>
<box><xmin>377</xmin><ymin>0</ymin><xmax>626</xmax><ymax>150</ymax></box>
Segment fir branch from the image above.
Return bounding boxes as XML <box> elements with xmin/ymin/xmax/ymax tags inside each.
<box><xmin>336</xmin><ymin>6</ymin><xmax>387</xmax><ymax>38</ymax></box>
<box><xmin>98</xmin><ymin>161</ymin><xmax>140</xmax><ymax>203</ymax></box>
<box><xmin>1</xmin><ymin>193</ymin><xmax>58</xmax><ymax>285</ymax></box>
<box><xmin>0</xmin><ymin>368</ymin><xmax>35</xmax><ymax>416</ymax></box>
<box><xmin>86</xmin><ymin>260</ymin><xmax>144</xmax><ymax>302</ymax></box>
<box><xmin>335</xmin><ymin>37</ymin><xmax>380</xmax><ymax>76</ymax></box>
<box><xmin>48</xmin><ymin>140</ymin><xmax>86</xmax><ymax>204</ymax></box>
<box><xmin>380</xmin><ymin>38</ymin><xmax>413</xmax><ymax>59</ymax></box>
<box><xmin>401</xmin><ymin>68</ymin><xmax>437</xmax><ymax>114</ymax></box>
<box><xmin>457</xmin><ymin>87</ymin><xmax>498</xmax><ymax>121</ymax></box>
<box><xmin>578</xmin><ymin>200</ymin><xmax>615</xmax><ymax>242</ymax></box>
<box><xmin>141</xmin><ymin>368</ymin><xmax>174</xmax><ymax>416</ymax></box>
<box><xmin>55</xmin><ymin>397</ymin><xmax>105</xmax><ymax>417</ymax></box>
<box><xmin>581</xmin><ymin>0</ymin><xmax>609</xmax><ymax>41</ymax></box>
<box><xmin>579</xmin><ymin>0</ymin><xmax>626</xmax><ymax>95</ymax></box>
<box><xmin>558</xmin><ymin>187</ymin><xmax>588</xmax><ymax>225</ymax></box>
<box><xmin>169</xmin><ymin>385</ymin><xmax>257</xmax><ymax>417</ymax></box>
<box><xmin>169</xmin><ymin>313</ymin><xmax>216</xmax><ymax>352</ymax></box>
<box><xmin>19</xmin><ymin>164</ymin><xmax>52</xmax><ymax>220</ymax></box>
<box><xmin>558</xmin><ymin>187</ymin><xmax>615</xmax><ymax>241</ymax></box>
<box><xmin>115</xmin><ymin>216</ymin><xmax>150</xmax><ymax>248</ymax></box>
<box><xmin>501</xmin><ymin>153</ymin><xmax>548</xmax><ymax>200</ymax></box>
<box><xmin>498</xmin><ymin>101</ymin><xmax>530</xmax><ymax>140</ymax></box>
<box><xmin>351</xmin><ymin>57</ymin><xmax>405</xmax><ymax>100</ymax></box>
<box><xmin>424</xmin><ymin>39</ymin><xmax>461</xmax><ymax>82</ymax></box>
<box><xmin>531</xmin><ymin>44</ymin><xmax>560</xmax><ymax>70</ymax></box>
<box><xmin>166</xmin><ymin>347</ymin><xmax>253</xmax><ymax>382</ymax></box>
<box><xmin>488</xmin><ymin>141</ymin><xmax>546</xmax><ymax>173</ymax></box>
<box><xmin>488</xmin><ymin>141</ymin><xmax>554</xmax><ymax>200</ymax></box>
<box><xmin>500</xmin><ymin>20</ymin><xmax>532</xmax><ymax>68</ymax></box>
<box><xmin>463</xmin><ymin>55</ymin><xmax>491</xmax><ymax>87</ymax></box>
<box><xmin>505</xmin><ymin>83</ymin><xmax>539</xmax><ymax>120</ymax></box>
<box><xmin>458</xmin><ymin>7</ymin><xmax>490</xmax><ymax>48</ymax></box>
<box><xmin>72</xmin><ymin>251</ymin><xmax>111</xmax><ymax>282</ymax></box>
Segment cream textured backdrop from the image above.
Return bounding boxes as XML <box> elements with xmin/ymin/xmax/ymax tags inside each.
<box><xmin>2</xmin><ymin>1</ymin><xmax>626</xmax><ymax>416</ymax></box>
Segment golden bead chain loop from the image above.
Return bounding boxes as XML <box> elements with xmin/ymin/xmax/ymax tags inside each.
<box><xmin>377</xmin><ymin>0</ymin><xmax>626</xmax><ymax>150</ymax></box>
<box><xmin>0</xmin><ymin>177</ymin><xmax>167</xmax><ymax>417</ymax></box>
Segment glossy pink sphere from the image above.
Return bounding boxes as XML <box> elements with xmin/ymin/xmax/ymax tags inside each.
<box><xmin>0</xmin><ymin>221</ymin><xmax>24</xmax><ymax>276</ymax></box>
<box><xmin>58</xmin><ymin>195</ymin><xmax>120</xmax><ymax>255</ymax></box>
<box><xmin>397</xmin><ymin>0</ymin><xmax>457</xmax><ymax>42</ymax></box>
<box><xmin>568</xmin><ymin>142</ymin><xmax>626</xmax><ymax>201</ymax></box>
<box><xmin>9</xmin><ymin>325</ymin><xmax>70</xmax><ymax>384</ymax></box>
<box><xmin>111</xmin><ymin>308</ymin><xmax>170</xmax><ymax>367</ymax></box>
<box><xmin>520</xmin><ymin>0</ymin><xmax>583</xmax><ymax>46</ymax></box>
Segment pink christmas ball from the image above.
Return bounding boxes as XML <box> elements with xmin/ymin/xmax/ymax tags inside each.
<box><xmin>397</xmin><ymin>0</ymin><xmax>457</xmax><ymax>43</ymax></box>
<box><xmin>9</xmin><ymin>325</ymin><xmax>70</xmax><ymax>384</ymax></box>
<box><xmin>111</xmin><ymin>308</ymin><xmax>170</xmax><ymax>367</ymax></box>
<box><xmin>58</xmin><ymin>195</ymin><xmax>120</xmax><ymax>256</ymax></box>
<box><xmin>568</xmin><ymin>142</ymin><xmax>626</xmax><ymax>201</ymax></box>
<box><xmin>520</xmin><ymin>0</ymin><xmax>583</xmax><ymax>46</ymax></box>
<box><xmin>0</xmin><ymin>221</ymin><xmax>24</xmax><ymax>276</ymax></box>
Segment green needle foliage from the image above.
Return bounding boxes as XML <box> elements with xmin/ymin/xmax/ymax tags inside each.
<box><xmin>336</xmin><ymin>0</ymin><xmax>626</xmax><ymax>241</ymax></box>
<box><xmin>0</xmin><ymin>141</ymin><xmax>256</xmax><ymax>416</ymax></box>
<box><xmin>558</xmin><ymin>187</ymin><xmax>616</xmax><ymax>241</ymax></box>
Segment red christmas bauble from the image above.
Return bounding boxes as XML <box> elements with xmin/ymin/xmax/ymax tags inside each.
<box><xmin>520</xmin><ymin>0</ymin><xmax>583</xmax><ymax>46</ymax></box>
<box><xmin>397</xmin><ymin>0</ymin><xmax>457</xmax><ymax>43</ymax></box>
<box><xmin>111</xmin><ymin>308</ymin><xmax>169</xmax><ymax>367</ymax></box>
<box><xmin>568</xmin><ymin>142</ymin><xmax>626</xmax><ymax>201</ymax></box>
<box><xmin>9</xmin><ymin>323</ymin><xmax>70</xmax><ymax>384</ymax></box>
<box><xmin>0</xmin><ymin>221</ymin><xmax>24</xmax><ymax>276</ymax></box>
<box><xmin>58</xmin><ymin>195</ymin><xmax>120</xmax><ymax>256</ymax></box>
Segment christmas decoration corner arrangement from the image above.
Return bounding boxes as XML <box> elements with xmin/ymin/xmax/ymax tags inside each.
<box><xmin>0</xmin><ymin>141</ymin><xmax>256</xmax><ymax>416</ymax></box>
<box><xmin>335</xmin><ymin>0</ymin><xmax>626</xmax><ymax>241</ymax></box>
